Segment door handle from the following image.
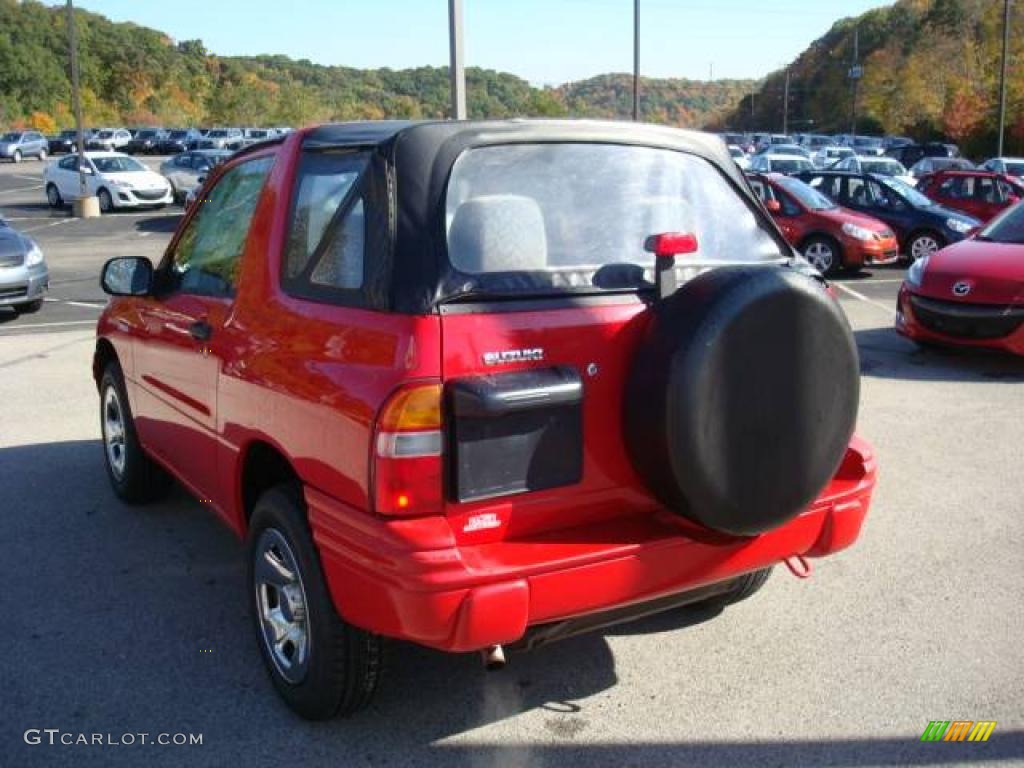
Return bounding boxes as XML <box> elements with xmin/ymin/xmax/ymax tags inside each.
<box><xmin>189</xmin><ymin>320</ymin><xmax>212</xmax><ymax>342</ymax></box>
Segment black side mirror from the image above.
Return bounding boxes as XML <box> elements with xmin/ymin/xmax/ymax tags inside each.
<box><xmin>101</xmin><ymin>257</ymin><xmax>153</xmax><ymax>296</ymax></box>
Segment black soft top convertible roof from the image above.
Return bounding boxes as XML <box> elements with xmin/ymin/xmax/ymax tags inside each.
<box><xmin>299</xmin><ymin>120</ymin><xmax>770</xmax><ymax>314</ymax></box>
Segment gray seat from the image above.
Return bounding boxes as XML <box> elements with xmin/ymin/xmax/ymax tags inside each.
<box><xmin>448</xmin><ymin>195</ymin><xmax>547</xmax><ymax>273</ymax></box>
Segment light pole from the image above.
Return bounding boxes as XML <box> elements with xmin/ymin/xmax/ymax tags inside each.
<box><xmin>632</xmin><ymin>0</ymin><xmax>639</xmax><ymax>121</ymax></box>
<box><xmin>997</xmin><ymin>0</ymin><xmax>1011</xmax><ymax>157</ymax></box>
<box><xmin>66</xmin><ymin>0</ymin><xmax>98</xmax><ymax>216</ymax></box>
<box><xmin>448</xmin><ymin>0</ymin><xmax>466</xmax><ymax>120</ymax></box>
<box><xmin>783</xmin><ymin>69</ymin><xmax>791</xmax><ymax>134</ymax></box>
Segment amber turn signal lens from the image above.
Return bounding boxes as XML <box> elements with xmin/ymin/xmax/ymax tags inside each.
<box><xmin>378</xmin><ymin>383</ymin><xmax>443</xmax><ymax>430</ymax></box>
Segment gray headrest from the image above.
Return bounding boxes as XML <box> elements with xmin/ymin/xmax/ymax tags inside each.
<box><xmin>448</xmin><ymin>195</ymin><xmax>547</xmax><ymax>273</ymax></box>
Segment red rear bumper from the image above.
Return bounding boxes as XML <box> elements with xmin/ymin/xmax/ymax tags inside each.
<box><xmin>308</xmin><ymin>437</ymin><xmax>876</xmax><ymax>652</ymax></box>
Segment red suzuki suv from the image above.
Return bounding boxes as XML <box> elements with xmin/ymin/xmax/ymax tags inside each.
<box><xmin>94</xmin><ymin>121</ymin><xmax>876</xmax><ymax>719</ymax></box>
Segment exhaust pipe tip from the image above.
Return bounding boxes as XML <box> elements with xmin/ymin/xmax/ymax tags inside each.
<box><xmin>481</xmin><ymin>644</ymin><xmax>506</xmax><ymax>671</ymax></box>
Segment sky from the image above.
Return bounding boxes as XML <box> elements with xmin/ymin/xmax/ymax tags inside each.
<box><xmin>71</xmin><ymin>0</ymin><xmax>892</xmax><ymax>85</ymax></box>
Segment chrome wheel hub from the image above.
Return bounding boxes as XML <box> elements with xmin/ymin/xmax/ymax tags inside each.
<box><xmin>254</xmin><ymin>529</ymin><xmax>310</xmax><ymax>684</ymax></box>
<box><xmin>804</xmin><ymin>242</ymin><xmax>834</xmax><ymax>272</ymax></box>
<box><xmin>911</xmin><ymin>236</ymin><xmax>938</xmax><ymax>261</ymax></box>
<box><xmin>102</xmin><ymin>386</ymin><xmax>126</xmax><ymax>479</ymax></box>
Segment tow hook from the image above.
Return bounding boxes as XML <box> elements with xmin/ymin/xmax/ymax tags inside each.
<box><xmin>481</xmin><ymin>644</ymin><xmax>507</xmax><ymax>671</ymax></box>
<box><xmin>784</xmin><ymin>555</ymin><xmax>812</xmax><ymax>579</ymax></box>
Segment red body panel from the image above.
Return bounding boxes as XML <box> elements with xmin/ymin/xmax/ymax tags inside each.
<box><xmin>97</xmin><ymin>129</ymin><xmax>878</xmax><ymax>652</ymax></box>
<box><xmin>896</xmin><ymin>238</ymin><xmax>1024</xmax><ymax>355</ymax></box>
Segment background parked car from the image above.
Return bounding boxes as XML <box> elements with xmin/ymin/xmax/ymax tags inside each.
<box><xmin>812</xmin><ymin>145</ymin><xmax>855</xmax><ymax>169</ymax></box>
<box><xmin>159</xmin><ymin>149</ymin><xmax>233</xmax><ymax>202</ymax></box>
<box><xmin>44</xmin><ymin>152</ymin><xmax>173</xmax><ymax>213</ymax></box>
<box><xmin>48</xmin><ymin>129</ymin><xmax>86</xmax><ymax>154</ymax></box>
<box><xmin>125</xmin><ymin>128</ymin><xmax>167</xmax><ymax>154</ymax></box>
<box><xmin>886</xmin><ymin>142</ymin><xmax>960</xmax><ymax>168</ymax></box>
<box><xmin>754</xmin><ymin>143</ymin><xmax>810</xmax><ymax>158</ymax></box>
<box><xmin>86</xmin><ymin>128</ymin><xmax>132</xmax><ymax>151</ymax></box>
<box><xmin>831</xmin><ymin>155</ymin><xmax>915</xmax><ymax>185</ymax></box>
<box><xmin>796</xmin><ymin>170</ymin><xmax>979</xmax><ymax>262</ymax></box>
<box><xmin>0</xmin><ymin>215</ymin><xmax>48</xmax><ymax>314</ymax></box>
<box><xmin>915</xmin><ymin>170</ymin><xmax>1024</xmax><ymax>223</ymax></box>
<box><xmin>980</xmin><ymin>157</ymin><xmax>1024</xmax><ymax>180</ymax></box>
<box><xmin>728</xmin><ymin>144</ymin><xmax>750</xmax><ymax>170</ymax></box>
<box><xmin>198</xmin><ymin>127</ymin><xmax>242</xmax><ymax>149</ymax></box>
<box><xmin>0</xmin><ymin>131</ymin><xmax>48</xmax><ymax>163</ymax></box>
<box><xmin>747</xmin><ymin>171</ymin><xmax>897</xmax><ymax>275</ymax></box>
<box><xmin>156</xmin><ymin>128</ymin><xmax>203</xmax><ymax>154</ymax></box>
<box><xmin>908</xmin><ymin>156</ymin><xmax>975</xmax><ymax>179</ymax></box>
<box><xmin>749</xmin><ymin>153</ymin><xmax>815</xmax><ymax>175</ymax></box>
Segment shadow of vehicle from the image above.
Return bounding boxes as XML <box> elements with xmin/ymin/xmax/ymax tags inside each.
<box><xmin>134</xmin><ymin>213</ymin><xmax>182</xmax><ymax>234</ymax></box>
<box><xmin>856</xmin><ymin>326</ymin><xmax>1024</xmax><ymax>382</ymax></box>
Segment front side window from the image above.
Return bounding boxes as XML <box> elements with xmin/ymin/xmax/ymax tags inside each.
<box><xmin>444</xmin><ymin>143</ymin><xmax>783</xmax><ymax>295</ymax></box>
<box><xmin>166</xmin><ymin>155</ymin><xmax>273</xmax><ymax>297</ymax></box>
<box><xmin>282</xmin><ymin>151</ymin><xmax>368</xmax><ymax>298</ymax></box>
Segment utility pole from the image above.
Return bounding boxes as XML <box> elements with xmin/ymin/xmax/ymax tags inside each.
<box><xmin>783</xmin><ymin>69</ymin><xmax>790</xmax><ymax>134</ymax></box>
<box><xmin>66</xmin><ymin>0</ymin><xmax>97</xmax><ymax>216</ymax></box>
<box><xmin>632</xmin><ymin>0</ymin><xmax>640</xmax><ymax>121</ymax></box>
<box><xmin>448</xmin><ymin>0</ymin><xmax>466</xmax><ymax>120</ymax></box>
<box><xmin>849</xmin><ymin>26</ymin><xmax>861</xmax><ymax>135</ymax></box>
<box><xmin>997</xmin><ymin>0</ymin><xmax>1011</xmax><ymax>157</ymax></box>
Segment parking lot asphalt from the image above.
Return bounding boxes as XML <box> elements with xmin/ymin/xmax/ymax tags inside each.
<box><xmin>1</xmin><ymin>158</ymin><xmax>1022</xmax><ymax>768</ymax></box>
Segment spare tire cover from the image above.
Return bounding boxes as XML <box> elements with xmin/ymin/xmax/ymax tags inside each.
<box><xmin>625</xmin><ymin>266</ymin><xmax>859</xmax><ymax>536</ymax></box>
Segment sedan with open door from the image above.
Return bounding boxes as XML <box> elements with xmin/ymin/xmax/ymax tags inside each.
<box><xmin>43</xmin><ymin>152</ymin><xmax>173</xmax><ymax>212</ymax></box>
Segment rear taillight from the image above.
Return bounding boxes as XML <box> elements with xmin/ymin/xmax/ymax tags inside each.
<box><xmin>372</xmin><ymin>382</ymin><xmax>443</xmax><ymax>516</ymax></box>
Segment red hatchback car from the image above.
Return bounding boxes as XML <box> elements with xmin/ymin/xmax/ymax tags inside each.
<box><xmin>897</xmin><ymin>200</ymin><xmax>1024</xmax><ymax>355</ymax></box>
<box><xmin>94</xmin><ymin>121</ymin><xmax>876</xmax><ymax>719</ymax></box>
<box><xmin>916</xmin><ymin>170</ymin><xmax>1024</xmax><ymax>223</ymax></box>
<box><xmin>746</xmin><ymin>172</ymin><xmax>898</xmax><ymax>276</ymax></box>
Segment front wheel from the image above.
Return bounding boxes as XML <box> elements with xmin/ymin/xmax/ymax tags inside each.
<box><xmin>38</xmin><ymin>148</ymin><xmax>47</xmax><ymax>162</ymax></box>
<box><xmin>801</xmin><ymin>236</ymin><xmax>842</xmax><ymax>277</ymax></box>
<box><xmin>99</xmin><ymin>363</ymin><xmax>172</xmax><ymax>503</ymax></box>
<box><xmin>97</xmin><ymin>188</ymin><xmax>114</xmax><ymax>213</ymax></box>
<box><xmin>13</xmin><ymin>299</ymin><xmax>43</xmax><ymax>314</ymax></box>
<box><xmin>906</xmin><ymin>231</ymin><xmax>943</xmax><ymax>263</ymax></box>
<box><xmin>46</xmin><ymin>183</ymin><xmax>63</xmax><ymax>208</ymax></box>
<box><xmin>248</xmin><ymin>486</ymin><xmax>383</xmax><ymax>720</ymax></box>
<box><xmin>12</xmin><ymin>150</ymin><xmax>21</xmax><ymax>164</ymax></box>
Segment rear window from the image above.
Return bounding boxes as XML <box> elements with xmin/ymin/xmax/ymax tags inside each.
<box><xmin>444</xmin><ymin>143</ymin><xmax>783</xmax><ymax>293</ymax></box>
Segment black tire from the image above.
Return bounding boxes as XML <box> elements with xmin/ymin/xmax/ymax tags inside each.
<box><xmin>625</xmin><ymin>266</ymin><xmax>859</xmax><ymax>536</ymax></box>
<box><xmin>13</xmin><ymin>299</ymin><xmax>43</xmax><ymax>314</ymax></box>
<box><xmin>13</xmin><ymin>149</ymin><xmax>22</xmax><ymax>164</ymax></box>
<box><xmin>97</xmin><ymin>188</ymin><xmax>114</xmax><ymax>213</ymax></box>
<box><xmin>99</xmin><ymin>362</ymin><xmax>172</xmax><ymax>503</ymax></box>
<box><xmin>38</xmin><ymin>148</ymin><xmax>47</xmax><ymax>162</ymax></box>
<box><xmin>248</xmin><ymin>486</ymin><xmax>382</xmax><ymax>720</ymax></box>
<box><xmin>46</xmin><ymin>183</ymin><xmax>63</xmax><ymax>208</ymax></box>
<box><xmin>800</xmin><ymin>235</ymin><xmax>843</xmax><ymax>277</ymax></box>
<box><xmin>699</xmin><ymin>568</ymin><xmax>773</xmax><ymax>609</ymax></box>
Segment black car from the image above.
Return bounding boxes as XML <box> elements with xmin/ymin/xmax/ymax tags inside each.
<box><xmin>155</xmin><ymin>128</ymin><xmax>203</xmax><ymax>154</ymax></box>
<box><xmin>795</xmin><ymin>170</ymin><xmax>979</xmax><ymax>262</ymax></box>
<box><xmin>125</xmin><ymin>128</ymin><xmax>167</xmax><ymax>155</ymax></box>
<box><xmin>886</xmin><ymin>142</ymin><xmax>960</xmax><ymax>168</ymax></box>
<box><xmin>47</xmin><ymin>129</ymin><xmax>85</xmax><ymax>154</ymax></box>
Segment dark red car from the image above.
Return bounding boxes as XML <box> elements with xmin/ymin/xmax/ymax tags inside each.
<box><xmin>916</xmin><ymin>170</ymin><xmax>1024</xmax><ymax>223</ymax></box>
<box><xmin>94</xmin><ymin>121</ymin><xmax>875</xmax><ymax>719</ymax></box>
<box><xmin>747</xmin><ymin>171</ymin><xmax>898</xmax><ymax>275</ymax></box>
<box><xmin>897</xmin><ymin>200</ymin><xmax>1024</xmax><ymax>355</ymax></box>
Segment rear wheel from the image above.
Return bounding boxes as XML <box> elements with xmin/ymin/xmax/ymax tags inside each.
<box><xmin>13</xmin><ymin>299</ymin><xmax>43</xmax><ymax>315</ymax></box>
<box><xmin>99</xmin><ymin>362</ymin><xmax>172</xmax><ymax>503</ymax></box>
<box><xmin>801</xmin><ymin>236</ymin><xmax>842</xmax><ymax>276</ymax></box>
<box><xmin>249</xmin><ymin>486</ymin><xmax>383</xmax><ymax>719</ymax></box>
<box><xmin>12</xmin><ymin>149</ymin><xmax>21</xmax><ymax>164</ymax></box>
<box><xmin>698</xmin><ymin>568</ymin><xmax>773</xmax><ymax>609</ymax></box>
<box><xmin>38</xmin><ymin>148</ymin><xmax>47</xmax><ymax>162</ymax></box>
<box><xmin>97</xmin><ymin>188</ymin><xmax>114</xmax><ymax>213</ymax></box>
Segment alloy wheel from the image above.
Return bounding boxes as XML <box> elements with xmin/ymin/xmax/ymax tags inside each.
<box><xmin>910</xmin><ymin>235</ymin><xmax>939</xmax><ymax>261</ymax></box>
<box><xmin>804</xmin><ymin>241</ymin><xmax>836</xmax><ymax>273</ymax></box>
<box><xmin>254</xmin><ymin>528</ymin><xmax>311</xmax><ymax>685</ymax></box>
<box><xmin>102</xmin><ymin>386</ymin><xmax>127</xmax><ymax>480</ymax></box>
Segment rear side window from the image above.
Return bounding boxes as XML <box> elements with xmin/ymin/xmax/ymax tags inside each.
<box><xmin>445</xmin><ymin>143</ymin><xmax>782</xmax><ymax>291</ymax></box>
<box><xmin>283</xmin><ymin>151</ymin><xmax>368</xmax><ymax>299</ymax></box>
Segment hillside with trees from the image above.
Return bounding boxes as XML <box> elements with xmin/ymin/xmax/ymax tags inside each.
<box><xmin>0</xmin><ymin>0</ymin><xmax>752</xmax><ymax>131</ymax></box>
<box><xmin>715</xmin><ymin>0</ymin><xmax>1024</xmax><ymax>156</ymax></box>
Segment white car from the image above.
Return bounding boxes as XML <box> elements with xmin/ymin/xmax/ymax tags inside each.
<box><xmin>86</xmin><ymin>128</ymin><xmax>132</xmax><ymax>152</ymax></box>
<box><xmin>832</xmin><ymin>155</ymin><xmax>916</xmax><ymax>186</ymax></box>
<box><xmin>43</xmin><ymin>152</ymin><xmax>173</xmax><ymax>213</ymax></box>
<box><xmin>748</xmin><ymin>153</ymin><xmax>815</xmax><ymax>175</ymax></box>
<box><xmin>981</xmin><ymin>156</ymin><xmax>1024</xmax><ymax>181</ymax></box>
<box><xmin>728</xmin><ymin>144</ymin><xmax>750</xmax><ymax>170</ymax></box>
<box><xmin>812</xmin><ymin>145</ymin><xmax>855</xmax><ymax>168</ymax></box>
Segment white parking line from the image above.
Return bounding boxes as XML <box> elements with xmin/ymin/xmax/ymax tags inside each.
<box><xmin>12</xmin><ymin>174</ymin><xmax>42</xmax><ymax>182</ymax></box>
<box><xmin>0</xmin><ymin>185</ymin><xmax>43</xmax><ymax>197</ymax></box>
<box><xmin>833</xmin><ymin>282</ymin><xmax>895</xmax><ymax>315</ymax></box>
<box><xmin>21</xmin><ymin>218</ymin><xmax>76</xmax><ymax>233</ymax></box>
<box><xmin>43</xmin><ymin>298</ymin><xmax>104</xmax><ymax>309</ymax></box>
<box><xmin>0</xmin><ymin>319</ymin><xmax>95</xmax><ymax>331</ymax></box>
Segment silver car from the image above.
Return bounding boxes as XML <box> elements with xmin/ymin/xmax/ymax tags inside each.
<box><xmin>0</xmin><ymin>131</ymin><xmax>48</xmax><ymax>163</ymax></box>
<box><xmin>0</xmin><ymin>218</ymin><xmax>48</xmax><ymax>313</ymax></box>
<box><xmin>159</xmin><ymin>149</ymin><xmax>233</xmax><ymax>202</ymax></box>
